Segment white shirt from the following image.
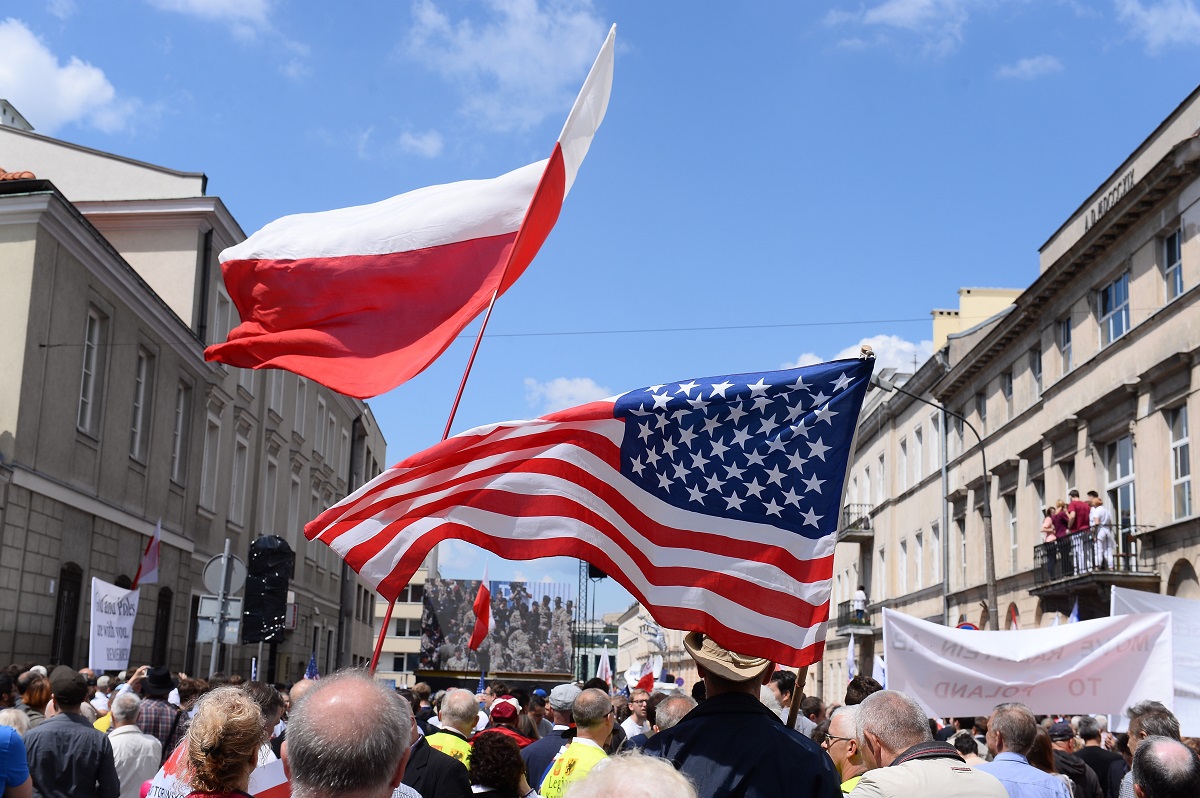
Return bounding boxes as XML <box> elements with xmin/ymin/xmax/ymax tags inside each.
<box><xmin>109</xmin><ymin>724</ymin><xmax>163</xmax><ymax>798</ymax></box>
<box><xmin>620</xmin><ymin>715</ymin><xmax>650</xmax><ymax>739</ymax></box>
<box><xmin>90</xmin><ymin>691</ymin><xmax>111</xmax><ymax>713</ymax></box>
<box><xmin>1092</xmin><ymin>504</ymin><xmax>1115</xmax><ymax>535</ymax></box>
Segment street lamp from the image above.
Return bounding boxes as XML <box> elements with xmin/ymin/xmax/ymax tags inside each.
<box><xmin>870</xmin><ymin>373</ymin><xmax>999</xmax><ymax>631</ymax></box>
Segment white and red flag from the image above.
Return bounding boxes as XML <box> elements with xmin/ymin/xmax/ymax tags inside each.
<box><xmin>597</xmin><ymin>644</ymin><xmax>613</xmax><ymax>686</ymax></box>
<box><xmin>205</xmin><ymin>26</ymin><xmax>616</xmax><ymax>399</ymax></box>
<box><xmin>132</xmin><ymin>519</ymin><xmax>161</xmax><ymax>589</ymax></box>
<box><xmin>306</xmin><ymin>358</ymin><xmax>874</xmax><ymax>666</ymax></box>
<box><xmin>468</xmin><ymin>565</ymin><xmax>494</xmax><ymax>651</ymax></box>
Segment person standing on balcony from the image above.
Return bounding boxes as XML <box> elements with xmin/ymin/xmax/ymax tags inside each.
<box><xmin>1067</xmin><ymin>490</ymin><xmax>1092</xmax><ymax>574</ymax></box>
<box><xmin>853</xmin><ymin>586</ymin><xmax>869</xmax><ymax>623</ymax></box>
<box><xmin>1089</xmin><ymin>492</ymin><xmax>1116</xmax><ymax>570</ymax></box>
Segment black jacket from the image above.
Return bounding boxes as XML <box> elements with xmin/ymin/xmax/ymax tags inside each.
<box><xmin>402</xmin><ymin>735</ymin><xmax>473</xmax><ymax>798</ymax></box>
<box><xmin>1054</xmin><ymin>749</ymin><xmax>1103</xmax><ymax>798</ymax></box>
<box><xmin>642</xmin><ymin>692</ymin><xmax>840</xmax><ymax>798</ymax></box>
<box><xmin>1076</xmin><ymin>745</ymin><xmax>1127</xmax><ymax>798</ymax></box>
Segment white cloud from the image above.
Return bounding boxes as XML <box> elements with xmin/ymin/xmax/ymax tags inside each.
<box><xmin>47</xmin><ymin>0</ymin><xmax>77</xmax><ymax>20</ymax></box>
<box><xmin>147</xmin><ymin>0</ymin><xmax>271</xmax><ymax>30</ymax></box>
<box><xmin>784</xmin><ymin>334</ymin><xmax>933</xmax><ymax>373</ymax></box>
<box><xmin>524</xmin><ymin>376</ymin><xmax>611</xmax><ymax>414</ymax></box>
<box><xmin>1116</xmin><ymin>0</ymin><xmax>1200</xmax><ymax>52</ymax></box>
<box><xmin>825</xmin><ymin>0</ymin><xmax>976</xmax><ymax>56</ymax></box>
<box><xmin>399</xmin><ymin>129</ymin><xmax>445</xmax><ymax>158</ymax></box>
<box><xmin>996</xmin><ymin>54</ymin><xmax>1063</xmax><ymax>79</ymax></box>
<box><xmin>406</xmin><ymin>0</ymin><xmax>609</xmax><ymax>131</ymax></box>
<box><xmin>0</xmin><ymin>19</ymin><xmax>138</xmax><ymax>134</ymax></box>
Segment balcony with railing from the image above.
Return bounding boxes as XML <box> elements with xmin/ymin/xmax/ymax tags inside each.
<box><xmin>834</xmin><ymin>599</ymin><xmax>877</xmax><ymax>637</ymax></box>
<box><xmin>837</xmin><ymin>504</ymin><xmax>874</xmax><ymax>544</ymax></box>
<box><xmin>1031</xmin><ymin>529</ymin><xmax>1159</xmax><ymax>600</ymax></box>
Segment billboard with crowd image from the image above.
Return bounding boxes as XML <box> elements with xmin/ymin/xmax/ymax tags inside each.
<box><xmin>420</xmin><ymin>578</ymin><xmax>575</xmax><ymax>674</ymax></box>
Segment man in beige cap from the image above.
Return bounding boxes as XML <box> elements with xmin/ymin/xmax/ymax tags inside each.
<box><xmin>643</xmin><ymin>632</ymin><xmax>840</xmax><ymax>798</ymax></box>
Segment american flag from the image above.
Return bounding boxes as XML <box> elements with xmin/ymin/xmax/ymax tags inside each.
<box><xmin>304</xmin><ymin>652</ymin><xmax>320</xmax><ymax>680</ymax></box>
<box><xmin>306</xmin><ymin>357</ymin><xmax>873</xmax><ymax>666</ymax></box>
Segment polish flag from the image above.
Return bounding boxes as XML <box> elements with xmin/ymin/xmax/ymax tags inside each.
<box><xmin>205</xmin><ymin>26</ymin><xmax>616</xmax><ymax>399</ymax></box>
<box><xmin>132</xmin><ymin>520</ymin><xmax>161</xmax><ymax>589</ymax></box>
<box><xmin>468</xmin><ymin>565</ymin><xmax>494</xmax><ymax>651</ymax></box>
<box><xmin>596</xmin><ymin>644</ymin><xmax>613</xmax><ymax>686</ymax></box>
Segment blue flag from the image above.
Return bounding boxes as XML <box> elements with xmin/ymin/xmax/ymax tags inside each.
<box><xmin>1068</xmin><ymin>599</ymin><xmax>1080</xmax><ymax>624</ymax></box>
<box><xmin>305</xmin><ymin>652</ymin><xmax>320</xmax><ymax>680</ymax></box>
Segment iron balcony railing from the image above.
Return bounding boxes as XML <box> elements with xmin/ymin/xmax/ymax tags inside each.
<box><xmin>836</xmin><ymin>599</ymin><xmax>873</xmax><ymax>629</ymax></box>
<box><xmin>1033</xmin><ymin>528</ymin><xmax>1143</xmax><ymax>585</ymax></box>
<box><xmin>838</xmin><ymin>504</ymin><xmax>874</xmax><ymax>542</ymax></box>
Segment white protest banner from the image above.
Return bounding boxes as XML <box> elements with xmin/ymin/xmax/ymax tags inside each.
<box><xmin>883</xmin><ymin>607</ymin><xmax>1172</xmax><ymax>717</ymax></box>
<box><xmin>1112</xmin><ymin>586</ymin><xmax>1200</xmax><ymax>735</ymax></box>
<box><xmin>148</xmin><ymin>743</ymin><xmax>289</xmax><ymax>798</ymax></box>
<box><xmin>89</xmin><ymin>577</ymin><xmax>139</xmax><ymax>671</ymax></box>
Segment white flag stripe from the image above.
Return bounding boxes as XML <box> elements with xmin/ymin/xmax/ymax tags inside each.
<box><xmin>321</xmin><ymin>431</ymin><xmax>835</xmax><ymax>563</ymax></box>
<box><xmin>558</xmin><ymin>23</ymin><xmax>616</xmax><ymax>197</ymax></box>
<box><xmin>346</xmin><ymin>509</ymin><xmax>830</xmax><ymax>652</ymax></box>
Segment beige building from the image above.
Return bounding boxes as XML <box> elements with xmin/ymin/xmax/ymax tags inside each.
<box><xmin>372</xmin><ymin>568</ymin><xmax>428</xmax><ymax>687</ymax></box>
<box><xmin>615</xmin><ymin>602</ymin><xmax>697</xmax><ymax>691</ymax></box>
<box><xmin>821</xmin><ymin>84</ymin><xmax>1200</xmax><ymax>705</ymax></box>
<box><xmin>0</xmin><ymin>110</ymin><xmax>386</xmax><ymax>681</ymax></box>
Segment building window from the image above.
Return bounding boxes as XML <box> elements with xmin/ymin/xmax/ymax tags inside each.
<box><xmin>212</xmin><ymin>291</ymin><xmax>233</xmax><ymax>347</ymax></box>
<box><xmin>1164</xmin><ymin>228</ymin><xmax>1184</xmax><ymax>302</ymax></box>
<box><xmin>237</xmin><ymin>367</ymin><xmax>255</xmax><ymax>396</ymax></box>
<box><xmin>170</xmin><ymin>383</ymin><xmax>191</xmax><ymax>484</ymax></box>
<box><xmin>913</xmin><ymin>429</ymin><xmax>924</xmax><ymax>483</ymax></box>
<box><xmin>899</xmin><ymin>539</ymin><xmax>908</xmax><ymax>595</ymax></box>
<box><xmin>1100</xmin><ymin>272</ymin><xmax>1131</xmax><ymax>347</ymax></box>
<box><xmin>78</xmin><ymin>308</ymin><xmax>108</xmax><ymax>436</ymax></box>
<box><xmin>152</xmin><ymin>587</ymin><xmax>173</xmax><ymax>668</ymax></box>
<box><xmin>1105</xmin><ymin>434</ymin><xmax>1136</xmax><ymax>538</ymax></box>
<box><xmin>877</xmin><ymin>454</ymin><xmax>886</xmax><ymax>505</ymax></box>
<box><xmin>1000</xmin><ymin>371</ymin><xmax>1013</xmax><ymax>421</ymax></box>
<box><xmin>975</xmin><ymin>392</ymin><xmax>987</xmax><ymax>435</ymax></box>
<box><xmin>129</xmin><ymin>348</ymin><xmax>155</xmax><ymax>462</ymax></box>
<box><xmin>51</xmin><ymin>563</ymin><xmax>83</xmax><ymax>666</ymax></box>
<box><xmin>957</xmin><ymin>517</ymin><xmax>967</xmax><ymax>586</ymax></box>
<box><xmin>1005</xmin><ymin>494</ymin><xmax>1018</xmax><ymax>573</ymax></box>
<box><xmin>1030</xmin><ymin>346</ymin><xmax>1043</xmax><ymax>396</ymax></box>
<box><xmin>341</xmin><ymin>428</ymin><xmax>351</xmax><ymax>478</ymax></box>
<box><xmin>292</xmin><ymin>374</ymin><xmax>307</xmax><ymax>432</ymax></box>
<box><xmin>200</xmin><ymin>413</ymin><xmax>221</xmax><ymax>511</ymax></box>
<box><xmin>899</xmin><ymin>439</ymin><xmax>908</xmax><ymax>492</ymax></box>
<box><xmin>877</xmin><ymin>547</ymin><xmax>886</xmax><ymax>597</ymax></box>
<box><xmin>315</xmin><ymin>398</ymin><xmax>328</xmax><ymax>455</ymax></box>
<box><xmin>914</xmin><ymin>532</ymin><xmax>924</xmax><ymax>588</ymax></box>
<box><xmin>287</xmin><ymin>473</ymin><xmax>302</xmax><ymax>550</ymax></box>
<box><xmin>863</xmin><ymin>466</ymin><xmax>872</xmax><ymax>507</ymax></box>
<box><xmin>269</xmin><ymin>371</ymin><xmax>284</xmax><ymax>414</ymax></box>
<box><xmin>931</xmin><ymin>521</ymin><xmax>941</xmax><ymax>582</ymax></box>
<box><xmin>1170</xmin><ymin>406</ymin><xmax>1192</xmax><ymax>520</ymax></box>
<box><xmin>1059</xmin><ymin>319</ymin><xmax>1073</xmax><ymax>374</ymax></box>
<box><xmin>230</xmin><ymin>433</ymin><xmax>249</xmax><ymax>525</ymax></box>
<box><xmin>262</xmin><ymin>455</ymin><xmax>279</xmax><ymax>535</ymax></box>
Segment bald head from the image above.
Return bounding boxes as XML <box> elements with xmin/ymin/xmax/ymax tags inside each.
<box><xmin>1133</xmin><ymin>736</ymin><xmax>1200</xmax><ymax>798</ymax></box>
<box><xmin>289</xmin><ymin>678</ymin><xmax>318</xmax><ymax>708</ymax></box>
<box><xmin>284</xmin><ymin>670</ymin><xmax>412</xmax><ymax>798</ymax></box>
<box><xmin>439</xmin><ymin>688</ymin><xmax>481</xmax><ymax>736</ymax></box>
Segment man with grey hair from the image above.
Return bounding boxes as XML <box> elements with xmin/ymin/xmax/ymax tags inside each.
<box><xmin>107</xmin><ymin>693</ymin><xmax>161</xmax><ymax>798</ymax></box>
<box><xmin>282</xmin><ymin>670</ymin><xmax>413</xmax><ymax>798</ymax></box>
<box><xmin>851</xmin><ymin>691</ymin><xmax>1006</xmax><ymax>798</ymax></box>
<box><xmin>977</xmin><ymin>703</ymin><xmax>1070</xmax><ymax>798</ymax></box>
<box><xmin>1131</xmin><ymin>736</ymin><xmax>1200</xmax><ymax>798</ymax></box>
<box><xmin>1119</xmin><ymin>703</ymin><xmax>1181</xmax><ymax>798</ymax></box>
<box><xmin>654</xmin><ymin>695</ymin><xmax>697</xmax><ymax>734</ymax></box>
<box><xmin>823</xmin><ymin>705</ymin><xmax>870</xmax><ymax>793</ymax></box>
<box><xmin>426</xmin><ymin>688</ymin><xmax>479</xmax><ymax>767</ymax></box>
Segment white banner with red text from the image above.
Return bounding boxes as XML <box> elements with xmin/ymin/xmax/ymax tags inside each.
<box><xmin>882</xmin><ymin>608</ymin><xmax>1173</xmax><ymax>717</ymax></box>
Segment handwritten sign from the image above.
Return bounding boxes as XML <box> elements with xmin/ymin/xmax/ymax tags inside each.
<box><xmin>89</xmin><ymin>577</ymin><xmax>140</xmax><ymax>671</ymax></box>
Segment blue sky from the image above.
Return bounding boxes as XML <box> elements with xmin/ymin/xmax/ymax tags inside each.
<box><xmin>4</xmin><ymin>0</ymin><xmax>1200</xmax><ymax>615</ymax></box>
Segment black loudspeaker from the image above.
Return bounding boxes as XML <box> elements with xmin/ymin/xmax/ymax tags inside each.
<box><xmin>587</xmin><ymin>563</ymin><xmax>607</xmax><ymax>580</ymax></box>
<box><xmin>242</xmin><ymin>536</ymin><xmax>294</xmax><ymax>644</ymax></box>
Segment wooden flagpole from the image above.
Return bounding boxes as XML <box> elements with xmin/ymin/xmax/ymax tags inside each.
<box><xmin>785</xmin><ymin>666</ymin><xmax>809</xmax><ymax>730</ymax></box>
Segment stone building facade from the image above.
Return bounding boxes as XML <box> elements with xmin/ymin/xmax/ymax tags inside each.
<box><xmin>0</xmin><ymin>115</ymin><xmax>386</xmax><ymax>681</ymax></box>
<box><xmin>819</xmin><ymin>85</ymin><xmax>1200</xmax><ymax>705</ymax></box>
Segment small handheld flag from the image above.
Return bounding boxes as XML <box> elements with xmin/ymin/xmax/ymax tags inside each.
<box><xmin>304</xmin><ymin>652</ymin><xmax>320</xmax><ymax>680</ymax></box>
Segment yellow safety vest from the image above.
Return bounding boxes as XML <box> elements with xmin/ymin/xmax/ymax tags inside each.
<box><xmin>426</xmin><ymin>730</ymin><xmax>472</xmax><ymax>767</ymax></box>
<box><xmin>539</xmin><ymin>739</ymin><xmax>607</xmax><ymax>798</ymax></box>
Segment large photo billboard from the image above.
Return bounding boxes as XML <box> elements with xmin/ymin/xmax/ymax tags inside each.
<box><xmin>421</xmin><ymin>579</ymin><xmax>575</xmax><ymax>674</ymax></box>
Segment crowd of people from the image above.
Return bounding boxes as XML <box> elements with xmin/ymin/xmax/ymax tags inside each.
<box><xmin>1039</xmin><ymin>488</ymin><xmax>1118</xmax><ymax>576</ymax></box>
<box><xmin>420</xmin><ymin>580</ymin><xmax>574</xmax><ymax>674</ymax></box>
<box><xmin>1</xmin><ymin>632</ymin><xmax>1198</xmax><ymax>798</ymax></box>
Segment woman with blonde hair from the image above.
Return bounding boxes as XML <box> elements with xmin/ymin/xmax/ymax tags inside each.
<box><xmin>183</xmin><ymin>686</ymin><xmax>265</xmax><ymax>797</ymax></box>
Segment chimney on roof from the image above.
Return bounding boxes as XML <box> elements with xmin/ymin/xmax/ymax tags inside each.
<box><xmin>0</xmin><ymin>100</ymin><xmax>34</xmax><ymax>132</ymax></box>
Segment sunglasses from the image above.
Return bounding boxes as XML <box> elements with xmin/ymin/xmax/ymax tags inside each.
<box><xmin>821</xmin><ymin>734</ymin><xmax>855</xmax><ymax>748</ymax></box>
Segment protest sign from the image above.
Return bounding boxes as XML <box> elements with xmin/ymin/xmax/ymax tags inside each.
<box><xmin>1112</xmin><ymin>586</ymin><xmax>1200</xmax><ymax>734</ymax></box>
<box><xmin>883</xmin><ymin>607</ymin><xmax>1172</xmax><ymax>716</ymax></box>
<box><xmin>89</xmin><ymin>577</ymin><xmax>139</xmax><ymax>671</ymax></box>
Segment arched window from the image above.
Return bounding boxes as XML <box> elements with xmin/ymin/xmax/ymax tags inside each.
<box><xmin>152</xmin><ymin>587</ymin><xmax>174</xmax><ymax>667</ymax></box>
<box><xmin>1168</xmin><ymin>559</ymin><xmax>1200</xmax><ymax>599</ymax></box>
<box><xmin>114</xmin><ymin>574</ymin><xmax>132</xmax><ymax>589</ymax></box>
<box><xmin>51</xmin><ymin>563</ymin><xmax>83</xmax><ymax>665</ymax></box>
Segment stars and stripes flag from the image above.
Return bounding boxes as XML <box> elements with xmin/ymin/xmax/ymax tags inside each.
<box><xmin>204</xmin><ymin>26</ymin><xmax>616</xmax><ymax>399</ymax></box>
<box><xmin>468</xmin><ymin>565</ymin><xmax>494</xmax><ymax>651</ymax></box>
<box><xmin>306</xmin><ymin>357</ymin><xmax>874</xmax><ymax>666</ymax></box>
<box><xmin>304</xmin><ymin>652</ymin><xmax>320</xmax><ymax>680</ymax></box>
